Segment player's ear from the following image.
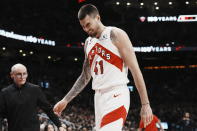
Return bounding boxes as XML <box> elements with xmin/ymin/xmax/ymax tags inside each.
<box><xmin>96</xmin><ymin>14</ymin><xmax>100</xmax><ymax>21</ymax></box>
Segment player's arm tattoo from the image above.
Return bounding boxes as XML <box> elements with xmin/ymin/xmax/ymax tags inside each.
<box><xmin>63</xmin><ymin>50</ymin><xmax>91</xmax><ymax>103</ymax></box>
<box><xmin>110</xmin><ymin>29</ymin><xmax>118</xmax><ymax>44</ymax></box>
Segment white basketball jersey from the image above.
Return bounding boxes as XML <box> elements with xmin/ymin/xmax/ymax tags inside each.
<box><xmin>85</xmin><ymin>26</ymin><xmax>129</xmax><ymax>90</ymax></box>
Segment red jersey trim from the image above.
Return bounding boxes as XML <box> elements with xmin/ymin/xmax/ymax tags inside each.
<box><xmin>88</xmin><ymin>43</ymin><xmax>123</xmax><ymax>71</ymax></box>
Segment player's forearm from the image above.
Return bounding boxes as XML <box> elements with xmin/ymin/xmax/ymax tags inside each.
<box><xmin>132</xmin><ymin>70</ymin><xmax>150</xmax><ymax>105</ymax></box>
<box><xmin>63</xmin><ymin>72</ymin><xmax>91</xmax><ymax>103</ymax></box>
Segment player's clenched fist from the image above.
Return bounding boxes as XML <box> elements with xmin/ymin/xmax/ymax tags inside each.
<box><xmin>140</xmin><ymin>104</ymin><xmax>153</xmax><ymax>127</ymax></box>
<box><xmin>53</xmin><ymin>99</ymin><xmax>68</xmax><ymax>116</ymax></box>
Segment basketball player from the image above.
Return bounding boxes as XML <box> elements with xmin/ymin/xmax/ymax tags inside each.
<box><xmin>53</xmin><ymin>4</ymin><xmax>153</xmax><ymax>131</ymax></box>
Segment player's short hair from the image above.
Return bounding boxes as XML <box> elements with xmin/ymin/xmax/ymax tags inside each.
<box><xmin>78</xmin><ymin>4</ymin><xmax>99</xmax><ymax>20</ymax></box>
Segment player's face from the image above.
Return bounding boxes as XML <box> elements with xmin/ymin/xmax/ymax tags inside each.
<box><xmin>11</xmin><ymin>67</ymin><xmax>28</xmax><ymax>87</ymax></box>
<box><xmin>80</xmin><ymin>14</ymin><xmax>100</xmax><ymax>37</ymax></box>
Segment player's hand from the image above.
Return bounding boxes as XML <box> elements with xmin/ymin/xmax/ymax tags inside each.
<box><xmin>140</xmin><ymin>104</ymin><xmax>153</xmax><ymax>127</ymax></box>
<box><xmin>59</xmin><ymin>127</ymin><xmax>66</xmax><ymax>131</ymax></box>
<box><xmin>53</xmin><ymin>99</ymin><xmax>68</xmax><ymax>116</ymax></box>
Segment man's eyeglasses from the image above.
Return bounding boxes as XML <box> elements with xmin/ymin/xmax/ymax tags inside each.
<box><xmin>15</xmin><ymin>72</ymin><xmax>28</xmax><ymax>78</ymax></box>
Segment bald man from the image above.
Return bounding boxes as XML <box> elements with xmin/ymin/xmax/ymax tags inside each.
<box><xmin>0</xmin><ymin>63</ymin><xmax>65</xmax><ymax>131</ymax></box>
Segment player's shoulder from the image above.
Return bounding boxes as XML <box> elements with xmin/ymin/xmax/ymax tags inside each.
<box><xmin>84</xmin><ymin>36</ymin><xmax>96</xmax><ymax>50</ymax></box>
<box><xmin>110</xmin><ymin>27</ymin><xmax>127</xmax><ymax>41</ymax></box>
<box><xmin>84</xmin><ymin>37</ymin><xmax>90</xmax><ymax>46</ymax></box>
<box><xmin>110</xmin><ymin>26</ymin><xmax>125</xmax><ymax>32</ymax></box>
<box><xmin>84</xmin><ymin>37</ymin><xmax>91</xmax><ymax>50</ymax></box>
<box><xmin>110</xmin><ymin>27</ymin><xmax>127</xmax><ymax>37</ymax></box>
<box><xmin>85</xmin><ymin>36</ymin><xmax>92</xmax><ymax>43</ymax></box>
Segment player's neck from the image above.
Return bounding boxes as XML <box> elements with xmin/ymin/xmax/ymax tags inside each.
<box><xmin>95</xmin><ymin>24</ymin><xmax>106</xmax><ymax>39</ymax></box>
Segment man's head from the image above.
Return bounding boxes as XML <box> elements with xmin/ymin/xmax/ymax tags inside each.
<box><xmin>10</xmin><ymin>63</ymin><xmax>28</xmax><ymax>87</ymax></box>
<box><xmin>78</xmin><ymin>4</ymin><xmax>101</xmax><ymax>37</ymax></box>
<box><xmin>184</xmin><ymin>112</ymin><xmax>190</xmax><ymax>118</ymax></box>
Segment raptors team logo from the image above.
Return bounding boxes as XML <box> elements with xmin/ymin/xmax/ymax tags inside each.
<box><xmin>88</xmin><ymin>43</ymin><xmax>123</xmax><ymax>72</ymax></box>
<box><xmin>88</xmin><ymin>45</ymin><xmax>111</xmax><ymax>61</ymax></box>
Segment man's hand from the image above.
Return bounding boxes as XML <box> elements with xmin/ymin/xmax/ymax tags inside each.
<box><xmin>140</xmin><ymin>104</ymin><xmax>153</xmax><ymax>127</ymax></box>
<box><xmin>59</xmin><ymin>127</ymin><xmax>66</xmax><ymax>131</ymax></box>
<box><xmin>53</xmin><ymin>99</ymin><xmax>68</xmax><ymax>116</ymax></box>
